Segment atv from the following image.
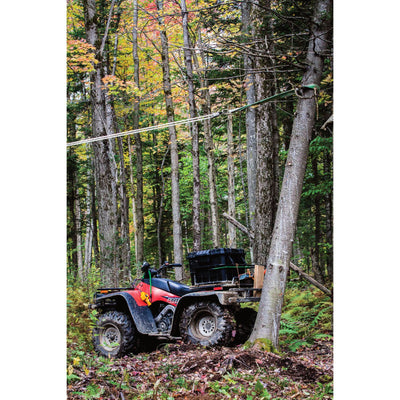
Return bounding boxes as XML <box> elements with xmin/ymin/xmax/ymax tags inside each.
<box><xmin>90</xmin><ymin>248</ymin><xmax>260</xmax><ymax>358</ymax></box>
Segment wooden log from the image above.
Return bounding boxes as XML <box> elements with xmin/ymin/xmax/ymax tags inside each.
<box><xmin>289</xmin><ymin>262</ymin><xmax>332</xmax><ymax>296</ymax></box>
<box><xmin>222</xmin><ymin>212</ymin><xmax>253</xmax><ymax>240</ymax></box>
<box><xmin>221</xmin><ymin>212</ymin><xmax>332</xmax><ymax>297</ymax></box>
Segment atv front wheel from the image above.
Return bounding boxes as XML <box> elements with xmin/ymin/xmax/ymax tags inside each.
<box><xmin>179</xmin><ymin>301</ymin><xmax>236</xmax><ymax>347</ymax></box>
<box><xmin>93</xmin><ymin>310</ymin><xmax>137</xmax><ymax>357</ymax></box>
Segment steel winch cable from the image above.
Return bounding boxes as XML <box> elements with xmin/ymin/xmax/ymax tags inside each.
<box><xmin>66</xmin><ymin>84</ymin><xmax>319</xmax><ymax>148</ymax></box>
<box><xmin>66</xmin><ymin>112</ymin><xmax>221</xmax><ymax>147</ymax></box>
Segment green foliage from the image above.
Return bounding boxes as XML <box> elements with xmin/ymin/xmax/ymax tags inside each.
<box><xmin>83</xmin><ymin>384</ymin><xmax>104</xmax><ymax>399</ymax></box>
<box><xmin>67</xmin><ymin>266</ymin><xmax>100</xmax><ymax>361</ymax></box>
<box><xmin>279</xmin><ymin>285</ymin><xmax>333</xmax><ymax>351</ymax></box>
<box><xmin>311</xmin><ymin>382</ymin><xmax>334</xmax><ymax>400</ymax></box>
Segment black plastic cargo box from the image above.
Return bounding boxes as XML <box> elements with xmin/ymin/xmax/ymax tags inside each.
<box><xmin>187</xmin><ymin>248</ymin><xmax>247</xmax><ymax>285</ymax></box>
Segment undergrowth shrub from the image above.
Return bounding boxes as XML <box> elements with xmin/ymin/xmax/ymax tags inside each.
<box><xmin>279</xmin><ymin>283</ymin><xmax>333</xmax><ymax>351</ymax></box>
<box><xmin>67</xmin><ymin>266</ymin><xmax>100</xmax><ymax>362</ymax></box>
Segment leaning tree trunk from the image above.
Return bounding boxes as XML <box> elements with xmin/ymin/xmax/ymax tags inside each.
<box><xmin>249</xmin><ymin>0</ymin><xmax>333</xmax><ymax>349</ymax></box>
<box><xmin>157</xmin><ymin>0</ymin><xmax>184</xmax><ymax>279</ymax></box>
<box><xmin>181</xmin><ymin>0</ymin><xmax>201</xmax><ymax>251</ymax></box>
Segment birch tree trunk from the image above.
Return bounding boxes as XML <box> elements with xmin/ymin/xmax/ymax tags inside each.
<box><xmin>132</xmin><ymin>0</ymin><xmax>145</xmax><ymax>265</ymax></box>
<box><xmin>180</xmin><ymin>0</ymin><xmax>201</xmax><ymax>251</ymax></box>
<box><xmin>249</xmin><ymin>0</ymin><xmax>332</xmax><ymax>349</ymax></box>
<box><xmin>156</xmin><ymin>0</ymin><xmax>184</xmax><ymax>279</ymax></box>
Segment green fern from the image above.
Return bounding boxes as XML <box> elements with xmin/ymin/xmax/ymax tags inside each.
<box><xmin>280</xmin><ymin>286</ymin><xmax>333</xmax><ymax>350</ymax></box>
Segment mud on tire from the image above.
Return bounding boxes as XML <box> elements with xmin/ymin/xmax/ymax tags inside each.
<box><xmin>179</xmin><ymin>301</ymin><xmax>236</xmax><ymax>347</ymax></box>
<box><xmin>93</xmin><ymin>310</ymin><xmax>137</xmax><ymax>358</ymax></box>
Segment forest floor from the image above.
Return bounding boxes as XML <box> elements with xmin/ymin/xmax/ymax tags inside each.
<box><xmin>67</xmin><ymin>338</ymin><xmax>333</xmax><ymax>400</ymax></box>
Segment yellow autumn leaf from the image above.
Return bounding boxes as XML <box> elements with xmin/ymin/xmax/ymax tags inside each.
<box><xmin>83</xmin><ymin>365</ymin><xmax>90</xmax><ymax>376</ymax></box>
<box><xmin>68</xmin><ymin>365</ymin><xmax>74</xmax><ymax>375</ymax></box>
<box><xmin>73</xmin><ymin>357</ymin><xmax>80</xmax><ymax>366</ymax></box>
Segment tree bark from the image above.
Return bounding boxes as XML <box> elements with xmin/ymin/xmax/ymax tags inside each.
<box><xmin>324</xmin><ymin>149</ymin><xmax>333</xmax><ymax>282</ymax></box>
<box><xmin>241</xmin><ymin>0</ymin><xmax>257</xmax><ymax>253</ymax></box>
<box><xmin>157</xmin><ymin>148</ymin><xmax>169</xmax><ymax>267</ymax></box>
<box><xmin>204</xmin><ymin>103</ymin><xmax>220</xmax><ymax>248</ymax></box>
<box><xmin>180</xmin><ymin>0</ymin><xmax>201</xmax><ymax>251</ymax></box>
<box><xmin>252</xmin><ymin>0</ymin><xmax>279</xmax><ymax>266</ymax></box>
<box><xmin>227</xmin><ymin>113</ymin><xmax>236</xmax><ymax>247</ymax></box>
<box><xmin>75</xmin><ymin>187</ymin><xmax>84</xmax><ymax>281</ymax></box>
<box><xmin>83</xmin><ymin>0</ymin><xmax>121</xmax><ymax>286</ymax></box>
<box><xmin>67</xmin><ymin>114</ymin><xmax>78</xmax><ymax>277</ymax></box>
<box><xmin>195</xmin><ymin>31</ymin><xmax>220</xmax><ymax>248</ymax></box>
<box><xmin>107</xmin><ymin>8</ymin><xmax>131</xmax><ymax>282</ymax></box>
<box><xmin>91</xmin><ymin>157</ymin><xmax>100</xmax><ymax>266</ymax></box>
<box><xmin>127</xmin><ymin>136</ymin><xmax>138</xmax><ymax>267</ymax></box>
<box><xmin>156</xmin><ymin>0</ymin><xmax>184</xmax><ymax>280</ymax></box>
<box><xmin>249</xmin><ymin>0</ymin><xmax>333</xmax><ymax>349</ymax></box>
<box><xmin>311</xmin><ymin>152</ymin><xmax>325</xmax><ymax>284</ymax></box>
<box><xmin>83</xmin><ymin>165</ymin><xmax>94</xmax><ymax>280</ymax></box>
<box><xmin>116</xmin><ymin>136</ymin><xmax>131</xmax><ymax>282</ymax></box>
<box><xmin>132</xmin><ymin>0</ymin><xmax>145</xmax><ymax>265</ymax></box>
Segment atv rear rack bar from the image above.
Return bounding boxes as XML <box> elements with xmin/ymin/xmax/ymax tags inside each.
<box><xmin>235</xmin><ymin>297</ymin><xmax>261</xmax><ymax>303</ymax></box>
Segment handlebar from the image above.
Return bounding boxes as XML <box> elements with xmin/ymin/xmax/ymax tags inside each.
<box><xmin>141</xmin><ymin>261</ymin><xmax>182</xmax><ymax>278</ymax></box>
<box><xmin>161</xmin><ymin>262</ymin><xmax>182</xmax><ymax>268</ymax></box>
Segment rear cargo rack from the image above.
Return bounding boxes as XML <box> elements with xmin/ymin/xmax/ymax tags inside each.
<box><xmin>188</xmin><ymin>248</ymin><xmax>251</xmax><ymax>285</ymax></box>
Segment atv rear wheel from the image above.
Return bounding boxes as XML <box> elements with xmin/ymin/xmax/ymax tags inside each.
<box><xmin>179</xmin><ymin>301</ymin><xmax>236</xmax><ymax>347</ymax></box>
<box><xmin>93</xmin><ymin>310</ymin><xmax>137</xmax><ymax>358</ymax></box>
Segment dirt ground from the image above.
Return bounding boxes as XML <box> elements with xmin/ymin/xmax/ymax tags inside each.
<box><xmin>68</xmin><ymin>338</ymin><xmax>333</xmax><ymax>399</ymax></box>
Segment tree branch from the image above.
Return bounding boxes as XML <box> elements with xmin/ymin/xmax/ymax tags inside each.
<box><xmin>221</xmin><ymin>212</ymin><xmax>332</xmax><ymax>297</ymax></box>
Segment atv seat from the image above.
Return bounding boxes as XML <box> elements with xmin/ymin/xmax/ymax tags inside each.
<box><xmin>143</xmin><ymin>278</ymin><xmax>209</xmax><ymax>297</ymax></box>
<box><xmin>166</xmin><ymin>280</ymin><xmax>193</xmax><ymax>296</ymax></box>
